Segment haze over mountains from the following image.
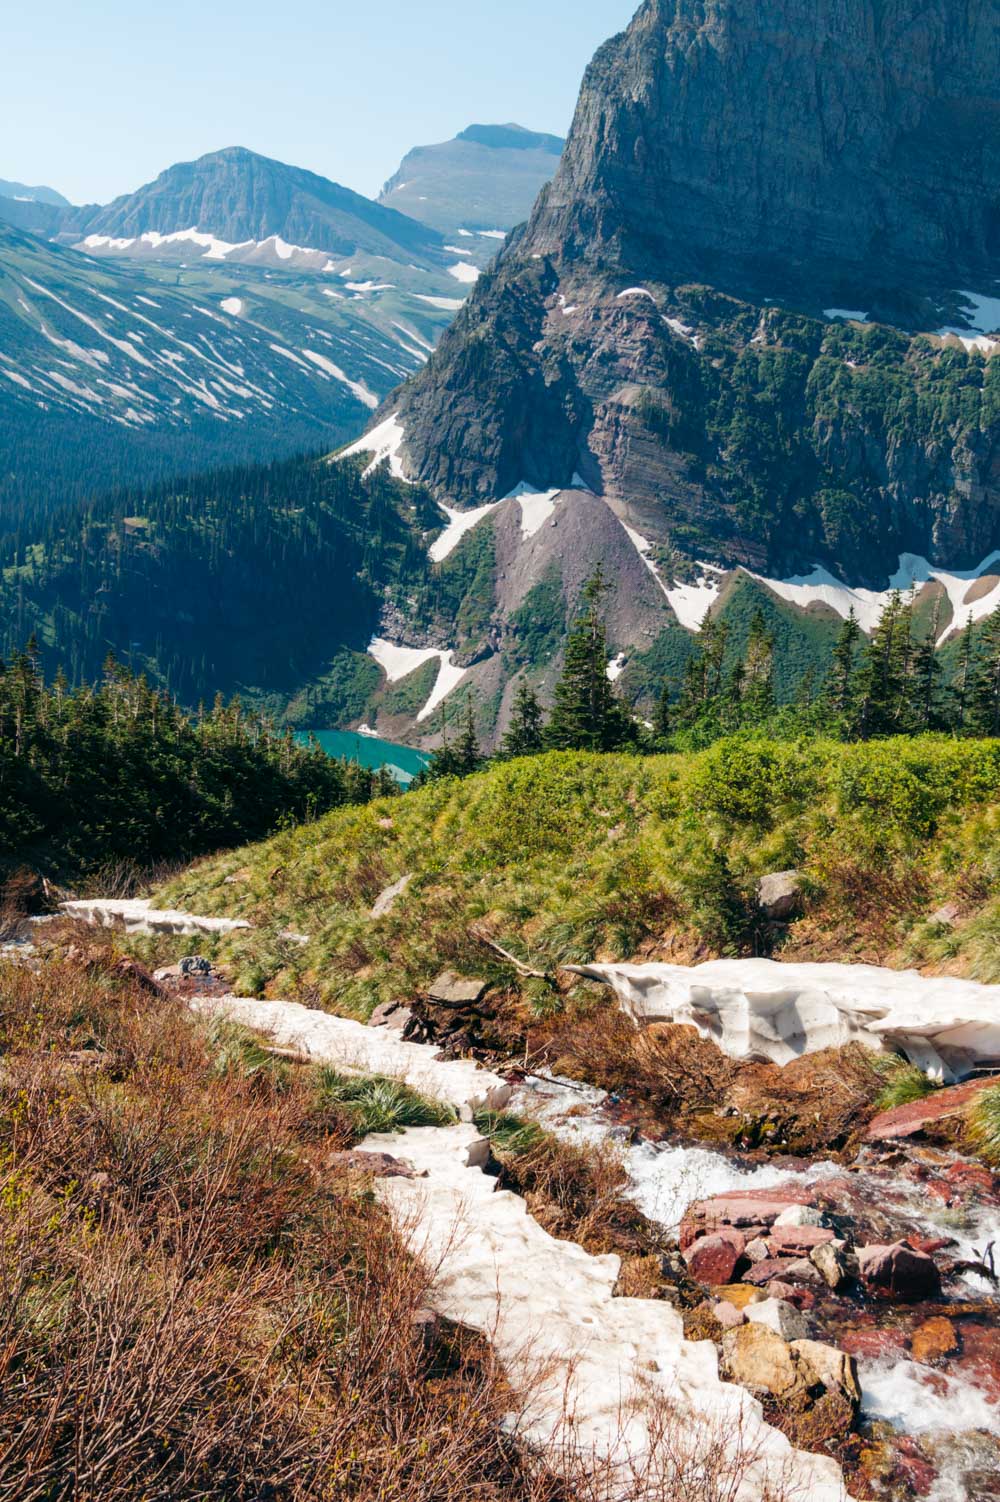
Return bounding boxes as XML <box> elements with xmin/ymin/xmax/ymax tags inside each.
<box><xmin>379</xmin><ymin>124</ymin><xmax>564</xmax><ymax>246</ymax></box>
<box><xmin>0</xmin><ymin>130</ymin><xmax>556</xmax><ymax>512</ymax></box>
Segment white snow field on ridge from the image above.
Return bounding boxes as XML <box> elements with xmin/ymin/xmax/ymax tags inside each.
<box><xmin>570</xmin><ymin>959</ymin><xmax>1000</xmax><ymax>1083</ymax></box>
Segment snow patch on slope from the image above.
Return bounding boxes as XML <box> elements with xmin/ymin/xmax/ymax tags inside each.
<box><xmin>756</xmin><ymin>552</ymin><xmax>1000</xmax><ymax>642</ymax></box>
<box><xmin>429</xmin><ymin>501</ymin><xmax>500</xmax><ymax>562</ymax></box>
<box><xmin>448</xmin><ymin>261</ymin><xmax>480</xmax><ymax>285</ymax></box>
<box><xmin>338</xmin><ymin>412</ymin><xmax>410</xmax><ymax>479</ymax></box>
<box><xmin>368</xmin><ymin>637</ymin><xmax>467</xmax><ymax>724</ymax></box>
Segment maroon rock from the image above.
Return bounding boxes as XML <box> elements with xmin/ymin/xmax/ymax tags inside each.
<box><xmin>840</xmin><ymin>1327</ymin><xmax>909</xmax><ymax>1361</ymax></box>
<box><xmin>955</xmin><ymin>1323</ymin><xmax>1000</xmax><ymax>1405</ymax></box>
<box><xmin>743</xmin><ymin>1258</ymin><xmax>800</xmax><ymax>1286</ymax></box>
<box><xmin>866</xmin><ymin>1076</ymin><xmax>1000</xmax><ymax>1142</ymax></box>
<box><xmin>766</xmin><ymin>1281</ymin><xmax>816</xmax><ymax>1310</ymax></box>
<box><xmin>684</xmin><ymin>1229</ymin><xmax>746</xmax><ymax>1285</ymax></box>
<box><xmin>858</xmin><ymin>1241</ymin><xmax>941</xmax><ymax>1300</ymax></box>
<box><xmin>768</xmin><ymin>1226</ymin><xmax>836</xmax><ymax>1254</ymax></box>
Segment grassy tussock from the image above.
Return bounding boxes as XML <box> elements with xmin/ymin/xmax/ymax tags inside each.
<box><xmin>152</xmin><ymin>739</ymin><xmax>1000</xmax><ymax>1018</ymax></box>
<box><xmin>967</xmin><ymin>1083</ymin><xmax>1000</xmax><ymax>1167</ymax></box>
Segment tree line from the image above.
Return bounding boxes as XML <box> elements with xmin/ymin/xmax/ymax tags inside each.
<box><xmin>0</xmin><ymin>643</ymin><xmax>396</xmax><ymax>886</ymax></box>
<box><xmin>425</xmin><ymin>572</ymin><xmax>1000</xmax><ymax>778</ymax></box>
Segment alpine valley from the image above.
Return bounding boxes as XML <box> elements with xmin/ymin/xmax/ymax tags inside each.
<box><xmin>2</xmin><ymin>0</ymin><xmax>1000</xmax><ymax>751</ymax></box>
<box><xmin>0</xmin><ymin>135</ymin><xmax>557</xmax><ymax>517</ymax></box>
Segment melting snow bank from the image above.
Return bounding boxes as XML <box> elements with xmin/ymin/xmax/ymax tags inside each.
<box><xmin>190</xmin><ymin>995</ymin><xmax>509</xmax><ymax>1119</ymax></box>
<box><xmin>370</xmin><ymin>1121</ymin><xmax>854</xmax><ymax>1500</ymax></box>
<box><xmin>59</xmin><ymin>897</ymin><xmax>251</xmax><ymax>937</ymax></box>
<box><xmin>568</xmin><ymin>959</ymin><xmax>1000</xmax><ymax>1083</ymax></box>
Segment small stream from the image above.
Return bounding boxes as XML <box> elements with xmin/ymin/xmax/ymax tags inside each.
<box><xmin>509</xmin><ymin>1073</ymin><xmax>1000</xmax><ymax>1500</ymax></box>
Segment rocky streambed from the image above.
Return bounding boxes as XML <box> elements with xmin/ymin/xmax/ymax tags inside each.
<box><xmin>41</xmin><ymin>899</ymin><xmax>1000</xmax><ymax>1501</ymax></box>
<box><xmin>510</xmin><ymin>1072</ymin><xmax>1000</xmax><ymax>1501</ymax></box>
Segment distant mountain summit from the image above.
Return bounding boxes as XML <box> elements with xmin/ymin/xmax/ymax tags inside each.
<box><xmin>0</xmin><ymin>178</ymin><xmax>69</xmax><ymax>207</ymax></box>
<box><xmin>69</xmin><ymin>146</ymin><xmax>445</xmax><ymax>265</ymax></box>
<box><xmin>379</xmin><ymin>123</ymin><xmax>564</xmax><ymax>236</ymax></box>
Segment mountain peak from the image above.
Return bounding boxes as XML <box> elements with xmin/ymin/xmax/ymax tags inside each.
<box><xmin>528</xmin><ymin>0</ymin><xmax>999</xmax><ymax>304</ymax></box>
<box><xmin>455</xmin><ymin>124</ymin><xmax>564</xmax><ymax>155</ymax></box>
<box><xmin>379</xmin><ymin>123</ymin><xmax>565</xmax><ymax>235</ymax></box>
<box><xmin>71</xmin><ymin>145</ymin><xmax>444</xmax><ymax>264</ymax></box>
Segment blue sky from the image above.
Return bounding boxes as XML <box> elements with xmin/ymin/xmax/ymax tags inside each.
<box><xmin>5</xmin><ymin>0</ymin><xmax>638</xmax><ymax>206</ymax></box>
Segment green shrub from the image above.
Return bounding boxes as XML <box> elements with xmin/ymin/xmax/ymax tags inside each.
<box><xmin>473</xmin><ymin>1110</ymin><xmax>545</xmax><ymax>1155</ymax></box>
<box><xmin>870</xmin><ymin>1054</ymin><xmax>936</xmax><ymax>1112</ymax></box>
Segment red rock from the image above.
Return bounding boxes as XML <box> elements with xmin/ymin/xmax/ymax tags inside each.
<box><xmin>910</xmin><ymin>1317</ymin><xmax>959</xmax><ymax>1363</ymax></box>
<box><xmin>908</xmin><ymin>1236</ymin><xmax>954</xmax><ymax>1256</ymax></box>
<box><xmin>866</xmin><ymin>1076</ymin><xmax>1000</xmax><ymax>1142</ymax></box>
<box><xmin>858</xmin><ymin>1241</ymin><xmax>941</xmax><ymax>1300</ymax></box>
<box><xmin>768</xmin><ymin>1225</ymin><xmax>836</xmax><ymax>1254</ymax></box>
<box><xmin>743</xmin><ymin>1258</ymin><xmax>799</xmax><ymax>1285</ymax></box>
<box><xmin>840</xmin><ymin>1327</ymin><xmax>908</xmax><ymax>1360</ymax></box>
<box><xmin>953</xmin><ymin>1323</ymin><xmax>1000</xmax><ymax>1405</ymax></box>
<box><xmin>943</xmin><ymin>1161</ymin><xmax>999</xmax><ymax>1196</ymax></box>
<box><xmin>766</xmin><ymin>1280</ymin><xmax>816</xmax><ymax>1310</ymax></box>
<box><xmin>684</xmin><ymin>1229</ymin><xmax>746</xmax><ymax>1285</ymax></box>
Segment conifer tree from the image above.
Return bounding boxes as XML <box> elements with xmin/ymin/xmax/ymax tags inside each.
<box><xmin>740</xmin><ymin>608</ymin><xmax>775</xmax><ymax>723</ymax></box>
<box><xmin>545</xmin><ymin>569</ymin><xmax>633</xmax><ymax>751</ymax></box>
<box><xmin>827</xmin><ymin>608</ymin><xmax>861</xmax><ymax>729</ymax></box>
<box><xmin>855</xmin><ymin>593</ymin><xmax>912</xmax><ymax>738</ymax></box>
<box><xmin>969</xmin><ymin>605</ymin><xmax>1000</xmax><ymax>737</ymax></box>
<box><xmin>502</xmin><ymin>681</ymin><xmax>546</xmax><ymax>758</ymax></box>
<box><xmin>909</xmin><ymin>600</ymin><xmax>944</xmax><ymax>733</ymax></box>
<box><xmin>652</xmin><ymin>679</ymin><xmax>672</xmax><ymax>744</ymax></box>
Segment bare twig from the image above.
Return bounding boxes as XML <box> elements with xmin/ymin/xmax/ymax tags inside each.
<box><xmin>469</xmin><ymin>926</ymin><xmax>557</xmax><ymax>986</ymax></box>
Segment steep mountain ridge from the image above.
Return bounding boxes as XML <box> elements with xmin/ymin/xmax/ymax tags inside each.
<box><xmin>378</xmin><ymin>0</ymin><xmax>1000</xmax><ymax>589</ymax></box>
<box><xmin>67</xmin><ymin>146</ymin><xmax>445</xmax><ymax>266</ymax></box>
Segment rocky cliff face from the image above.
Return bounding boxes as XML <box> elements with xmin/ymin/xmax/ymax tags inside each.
<box><xmin>383</xmin><ymin>0</ymin><xmax>1000</xmax><ymax>583</ymax></box>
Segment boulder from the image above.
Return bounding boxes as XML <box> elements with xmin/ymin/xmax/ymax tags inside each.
<box><xmin>858</xmin><ymin>1241</ymin><xmax>940</xmax><ymax>1300</ymax></box>
<box><xmin>326</xmin><ymin>1150</ymin><xmax>423</xmax><ymax>1180</ymax></box>
<box><xmin>768</xmin><ymin>1225</ymin><xmax>836</xmax><ymax>1254</ymax></box>
<box><xmin>369</xmin><ymin>1000</ymin><xmax>414</xmax><ymax>1033</ymax></box>
<box><xmin>179</xmin><ymin>954</ymin><xmax>212</xmax><ymax>976</ymax></box>
<box><xmin>866</xmin><ymin>1076</ymin><xmax>999</xmax><ymax>1143</ymax></box>
<box><xmin>425</xmin><ymin>972</ymin><xmax>490</xmax><ymax>1008</ymax></box>
<box><xmin>767</xmin><ymin>1281</ymin><xmax>816</xmax><ymax>1311</ymax></box>
<box><xmin>791</xmin><ymin>1340</ymin><xmax>861</xmax><ymax>1406</ymax></box>
<box><xmin>746</xmin><ymin>1298</ymin><xmax>810</xmax><ymax>1341</ymax></box>
<box><xmin>774</xmin><ymin>1204</ymin><xmax>827</xmax><ymax>1229</ymax></box>
<box><xmin>756</xmin><ymin>870</ymin><xmax>804</xmax><ymax>921</ymax></box>
<box><xmin>783</xmin><ymin>1257</ymin><xmax>826</xmax><ymax>1286</ymax></box>
<box><xmin>712</xmin><ymin>1283</ymin><xmax>766</xmax><ymax>1310</ymax></box>
<box><xmin>744</xmin><ymin>1258</ymin><xmax>800</xmax><ymax>1286</ymax></box>
<box><xmin>684</xmin><ymin>1229</ymin><xmax>745</xmax><ymax>1285</ymax></box>
<box><xmin>370</xmin><ymin>874</ymin><xmax>412</xmax><ymax>919</ymax></box>
<box><xmin>745</xmin><ymin>1238</ymin><xmax>770</xmax><ymax>1263</ymax></box>
<box><xmin>713</xmin><ymin>1300</ymin><xmax>746</xmax><ymax>1330</ymax></box>
<box><xmin>911</xmin><ymin>1317</ymin><xmax>959</xmax><ymax>1364</ymax></box>
<box><xmin>810</xmin><ymin>1240</ymin><xmax>848</xmax><ymax>1291</ymax></box>
<box><xmin>721</xmin><ymin>1324</ymin><xmax>802</xmax><ymax>1399</ymax></box>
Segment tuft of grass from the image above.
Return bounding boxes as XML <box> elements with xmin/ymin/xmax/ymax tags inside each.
<box><xmin>967</xmin><ymin>1082</ymin><xmax>1000</xmax><ymax>1166</ymax></box>
<box><xmin>313</xmin><ymin>1066</ymin><xmax>456</xmax><ymax>1136</ymax></box>
<box><xmin>204</xmin><ymin>1019</ymin><xmax>291</xmax><ymax>1090</ymax></box>
<box><xmin>870</xmin><ymin>1053</ymin><xmax>937</xmax><ymax>1113</ymax></box>
<box><xmin>473</xmin><ymin>1110</ymin><xmax>546</xmax><ymax>1155</ymax></box>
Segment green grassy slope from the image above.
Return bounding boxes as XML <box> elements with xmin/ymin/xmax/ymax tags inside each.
<box><xmin>155</xmin><ymin>737</ymin><xmax>1000</xmax><ymax>1014</ymax></box>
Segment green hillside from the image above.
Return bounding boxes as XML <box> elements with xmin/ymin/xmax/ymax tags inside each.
<box><xmin>154</xmin><ymin>738</ymin><xmax>1000</xmax><ymax>1014</ymax></box>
